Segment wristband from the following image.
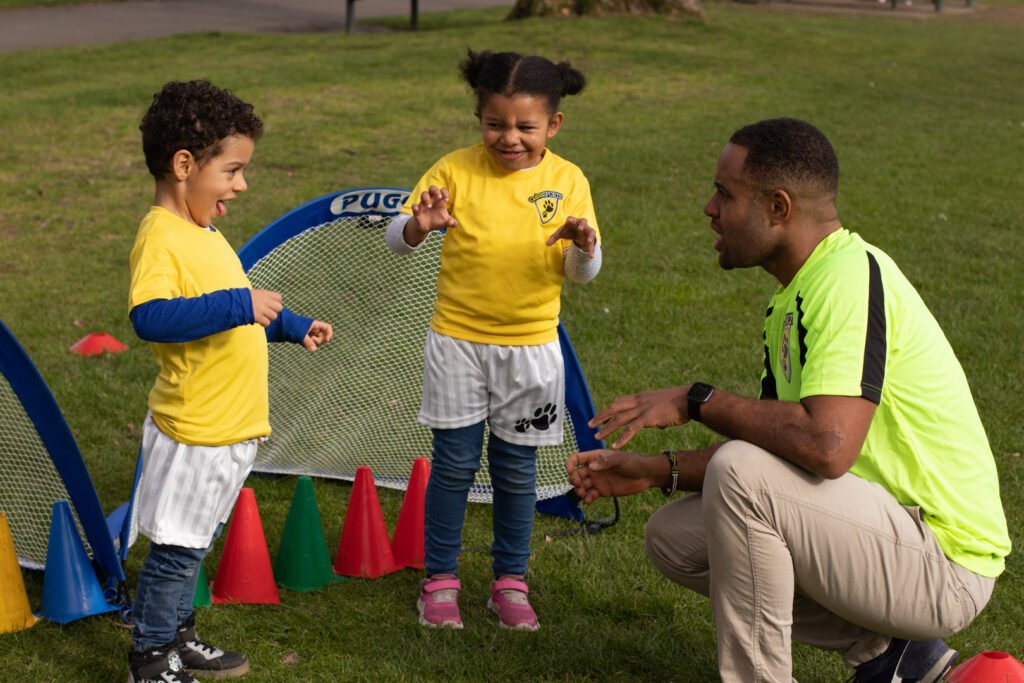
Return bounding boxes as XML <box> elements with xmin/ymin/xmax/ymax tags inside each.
<box><xmin>660</xmin><ymin>450</ymin><xmax>678</xmax><ymax>497</ymax></box>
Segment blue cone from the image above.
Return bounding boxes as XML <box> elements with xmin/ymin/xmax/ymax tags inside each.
<box><xmin>38</xmin><ymin>500</ymin><xmax>118</xmax><ymax>624</ymax></box>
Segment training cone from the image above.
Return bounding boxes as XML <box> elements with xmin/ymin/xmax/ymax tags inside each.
<box><xmin>273</xmin><ymin>476</ymin><xmax>338</xmax><ymax>592</ymax></box>
<box><xmin>946</xmin><ymin>651</ymin><xmax>1024</xmax><ymax>682</ymax></box>
<box><xmin>333</xmin><ymin>466</ymin><xmax>399</xmax><ymax>578</ymax></box>
<box><xmin>192</xmin><ymin>562</ymin><xmax>211</xmax><ymax>608</ymax></box>
<box><xmin>69</xmin><ymin>332</ymin><xmax>127</xmax><ymax>356</ymax></box>
<box><xmin>391</xmin><ymin>458</ymin><xmax>431</xmax><ymax>569</ymax></box>
<box><xmin>38</xmin><ymin>500</ymin><xmax>118</xmax><ymax>623</ymax></box>
<box><xmin>0</xmin><ymin>512</ymin><xmax>39</xmax><ymax>633</ymax></box>
<box><xmin>211</xmin><ymin>488</ymin><xmax>280</xmax><ymax>604</ymax></box>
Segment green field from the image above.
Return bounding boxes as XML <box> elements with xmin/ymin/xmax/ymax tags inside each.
<box><xmin>0</xmin><ymin>1</ymin><xmax>1021</xmax><ymax>681</ymax></box>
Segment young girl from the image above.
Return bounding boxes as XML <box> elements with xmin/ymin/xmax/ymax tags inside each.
<box><xmin>385</xmin><ymin>49</ymin><xmax>602</xmax><ymax>632</ymax></box>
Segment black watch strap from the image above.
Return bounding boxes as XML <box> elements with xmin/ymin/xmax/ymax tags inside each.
<box><xmin>686</xmin><ymin>382</ymin><xmax>715</xmax><ymax>422</ymax></box>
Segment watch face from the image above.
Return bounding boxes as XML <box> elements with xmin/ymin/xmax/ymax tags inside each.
<box><xmin>688</xmin><ymin>382</ymin><xmax>714</xmax><ymax>403</ymax></box>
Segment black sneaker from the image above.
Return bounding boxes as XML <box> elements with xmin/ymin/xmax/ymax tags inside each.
<box><xmin>128</xmin><ymin>645</ymin><xmax>196</xmax><ymax>683</ymax></box>
<box><xmin>850</xmin><ymin>638</ymin><xmax>959</xmax><ymax>682</ymax></box>
<box><xmin>174</xmin><ymin>613</ymin><xmax>250</xmax><ymax>679</ymax></box>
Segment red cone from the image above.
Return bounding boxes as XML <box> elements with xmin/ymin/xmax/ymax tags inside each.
<box><xmin>333</xmin><ymin>466</ymin><xmax>399</xmax><ymax>578</ymax></box>
<box><xmin>211</xmin><ymin>488</ymin><xmax>280</xmax><ymax>604</ymax></box>
<box><xmin>69</xmin><ymin>332</ymin><xmax>127</xmax><ymax>356</ymax></box>
<box><xmin>391</xmin><ymin>458</ymin><xmax>430</xmax><ymax>569</ymax></box>
<box><xmin>946</xmin><ymin>651</ymin><xmax>1024</xmax><ymax>682</ymax></box>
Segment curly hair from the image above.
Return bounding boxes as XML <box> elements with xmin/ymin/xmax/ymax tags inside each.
<box><xmin>459</xmin><ymin>49</ymin><xmax>586</xmax><ymax>115</ymax></box>
<box><xmin>140</xmin><ymin>80</ymin><xmax>264</xmax><ymax>178</ymax></box>
<box><xmin>729</xmin><ymin>118</ymin><xmax>839</xmax><ymax>199</ymax></box>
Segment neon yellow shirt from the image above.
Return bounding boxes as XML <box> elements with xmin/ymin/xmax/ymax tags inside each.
<box><xmin>129</xmin><ymin>207</ymin><xmax>270</xmax><ymax>446</ymax></box>
<box><xmin>403</xmin><ymin>144</ymin><xmax>600</xmax><ymax>345</ymax></box>
<box><xmin>760</xmin><ymin>229</ymin><xmax>1010</xmax><ymax>577</ymax></box>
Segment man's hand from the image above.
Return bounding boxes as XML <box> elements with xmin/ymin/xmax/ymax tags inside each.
<box><xmin>302</xmin><ymin>320</ymin><xmax>333</xmax><ymax>352</ymax></box>
<box><xmin>546</xmin><ymin>216</ymin><xmax>597</xmax><ymax>257</ymax></box>
<box><xmin>251</xmin><ymin>289</ymin><xmax>283</xmax><ymax>327</ymax></box>
<box><xmin>589</xmin><ymin>386</ymin><xmax>690</xmax><ymax>449</ymax></box>
<box><xmin>566</xmin><ymin>450</ymin><xmax>662</xmax><ymax>504</ymax></box>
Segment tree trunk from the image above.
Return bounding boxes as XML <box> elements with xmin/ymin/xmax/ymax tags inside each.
<box><xmin>508</xmin><ymin>0</ymin><xmax>705</xmax><ymax>20</ymax></box>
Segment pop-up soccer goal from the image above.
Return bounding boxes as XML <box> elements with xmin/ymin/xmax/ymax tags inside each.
<box><xmin>240</xmin><ymin>187</ymin><xmax>604</xmax><ymax>518</ymax></box>
<box><xmin>0</xmin><ymin>320</ymin><xmax>127</xmax><ymax>583</ymax></box>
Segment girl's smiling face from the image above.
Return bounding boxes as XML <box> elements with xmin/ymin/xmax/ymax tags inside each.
<box><xmin>478</xmin><ymin>94</ymin><xmax>562</xmax><ymax>172</ymax></box>
<box><xmin>182</xmin><ymin>134</ymin><xmax>255</xmax><ymax>228</ymax></box>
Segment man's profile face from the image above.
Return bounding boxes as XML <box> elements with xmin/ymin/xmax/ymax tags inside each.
<box><xmin>702</xmin><ymin>143</ymin><xmax>779</xmax><ymax>271</ymax></box>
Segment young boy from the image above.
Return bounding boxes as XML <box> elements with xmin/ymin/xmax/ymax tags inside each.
<box><xmin>127</xmin><ymin>80</ymin><xmax>333</xmax><ymax>683</ymax></box>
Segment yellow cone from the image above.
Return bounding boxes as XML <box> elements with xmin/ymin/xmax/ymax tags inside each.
<box><xmin>0</xmin><ymin>512</ymin><xmax>39</xmax><ymax>633</ymax></box>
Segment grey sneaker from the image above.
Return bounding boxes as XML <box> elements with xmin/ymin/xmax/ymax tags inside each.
<box><xmin>127</xmin><ymin>645</ymin><xmax>196</xmax><ymax>683</ymax></box>
<box><xmin>174</xmin><ymin>613</ymin><xmax>250</xmax><ymax>679</ymax></box>
<box><xmin>849</xmin><ymin>638</ymin><xmax>959</xmax><ymax>682</ymax></box>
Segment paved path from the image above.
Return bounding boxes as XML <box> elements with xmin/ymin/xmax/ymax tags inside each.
<box><xmin>0</xmin><ymin>0</ymin><xmax>512</xmax><ymax>54</ymax></box>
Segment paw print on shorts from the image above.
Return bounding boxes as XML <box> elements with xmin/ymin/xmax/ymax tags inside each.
<box><xmin>530</xmin><ymin>403</ymin><xmax>558</xmax><ymax>431</ymax></box>
<box><xmin>514</xmin><ymin>418</ymin><xmax>531</xmax><ymax>433</ymax></box>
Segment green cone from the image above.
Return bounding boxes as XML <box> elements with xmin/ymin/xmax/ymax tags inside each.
<box><xmin>192</xmin><ymin>562</ymin><xmax>211</xmax><ymax>608</ymax></box>
<box><xmin>273</xmin><ymin>476</ymin><xmax>339</xmax><ymax>591</ymax></box>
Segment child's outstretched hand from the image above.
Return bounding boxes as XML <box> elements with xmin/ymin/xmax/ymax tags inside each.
<box><xmin>546</xmin><ymin>216</ymin><xmax>597</xmax><ymax>257</ymax></box>
<box><xmin>302</xmin><ymin>320</ymin><xmax>333</xmax><ymax>352</ymax></box>
<box><xmin>252</xmin><ymin>289</ymin><xmax>283</xmax><ymax>327</ymax></box>
<box><xmin>407</xmin><ymin>185</ymin><xmax>458</xmax><ymax>245</ymax></box>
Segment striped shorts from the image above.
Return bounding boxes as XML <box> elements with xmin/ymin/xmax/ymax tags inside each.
<box><xmin>135</xmin><ymin>414</ymin><xmax>259</xmax><ymax>548</ymax></box>
<box><xmin>418</xmin><ymin>330</ymin><xmax>565</xmax><ymax>447</ymax></box>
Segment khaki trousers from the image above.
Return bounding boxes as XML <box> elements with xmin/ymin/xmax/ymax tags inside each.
<box><xmin>644</xmin><ymin>440</ymin><xmax>995</xmax><ymax>682</ymax></box>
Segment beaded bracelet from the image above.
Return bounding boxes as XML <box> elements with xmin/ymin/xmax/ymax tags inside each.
<box><xmin>660</xmin><ymin>449</ymin><xmax>678</xmax><ymax>497</ymax></box>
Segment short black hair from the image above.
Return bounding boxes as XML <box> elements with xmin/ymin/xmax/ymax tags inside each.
<box><xmin>459</xmin><ymin>49</ymin><xmax>586</xmax><ymax>115</ymax></box>
<box><xmin>140</xmin><ymin>80</ymin><xmax>263</xmax><ymax>178</ymax></box>
<box><xmin>729</xmin><ymin>118</ymin><xmax>839</xmax><ymax>199</ymax></box>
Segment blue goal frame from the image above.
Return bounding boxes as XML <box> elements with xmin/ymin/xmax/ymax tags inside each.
<box><xmin>239</xmin><ymin>187</ymin><xmax>605</xmax><ymax>522</ymax></box>
<box><xmin>0</xmin><ymin>319</ymin><xmax>125</xmax><ymax>581</ymax></box>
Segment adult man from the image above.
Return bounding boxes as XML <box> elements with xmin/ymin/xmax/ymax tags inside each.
<box><xmin>566</xmin><ymin>118</ymin><xmax>1010</xmax><ymax>682</ymax></box>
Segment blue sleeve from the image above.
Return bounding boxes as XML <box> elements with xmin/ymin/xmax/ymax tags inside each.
<box><xmin>265</xmin><ymin>308</ymin><xmax>314</xmax><ymax>344</ymax></box>
<box><xmin>130</xmin><ymin>289</ymin><xmax>254</xmax><ymax>343</ymax></box>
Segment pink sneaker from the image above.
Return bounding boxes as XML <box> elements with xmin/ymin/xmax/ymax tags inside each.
<box><xmin>487</xmin><ymin>576</ymin><xmax>539</xmax><ymax>631</ymax></box>
<box><xmin>417</xmin><ymin>574</ymin><xmax>463</xmax><ymax>629</ymax></box>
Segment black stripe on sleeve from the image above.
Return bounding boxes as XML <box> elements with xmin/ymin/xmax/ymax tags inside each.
<box><xmin>861</xmin><ymin>253</ymin><xmax>886</xmax><ymax>403</ymax></box>
<box><xmin>795</xmin><ymin>294</ymin><xmax>808</xmax><ymax>368</ymax></box>
<box><xmin>760</xmin><ymin>306</ymin><xmax>778</xmax><ymax>400</ymax></box>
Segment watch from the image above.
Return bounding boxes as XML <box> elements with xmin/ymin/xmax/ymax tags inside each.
<box><xmin>686</xmin><ymin>382</ymin><xmax>715</xmax><ymax>422</ymax></box>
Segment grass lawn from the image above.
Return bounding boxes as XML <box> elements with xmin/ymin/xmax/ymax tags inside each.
<box><xmin>0</xmin><ymin>1</ymin><xmax>1022</xmax><ymax>681</ymax></box>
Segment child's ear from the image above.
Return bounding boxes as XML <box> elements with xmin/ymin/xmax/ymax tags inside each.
<box><xmin>170</xmin><ymin>149</ymin><xmax>196</xmax><ymax>181</ymax></box>
<box><xmin>546</xmin><ymin>112</ymin><xmax>564</xmax><ymax>139</ymax></box>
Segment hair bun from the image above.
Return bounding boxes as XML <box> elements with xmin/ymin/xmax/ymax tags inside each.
<box><xmin>459</xmin><ymin>48</ymin><xmax>493</xmax><ymax>89</ymax></box>
<box><xmin>556</xmin><ymin>61</ymin><xmax>586</xmax><ymax>97</ymax></box>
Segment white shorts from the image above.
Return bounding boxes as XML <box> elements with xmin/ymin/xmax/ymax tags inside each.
<box><xmin>135</xmin><ymin>414</ymin><xmax>259</xmax><ymax>548</ymax></box>
<box><xmin>418</xmin><ymin>330</ymin><xmax>565</xmax><ymax>447</ymax></box>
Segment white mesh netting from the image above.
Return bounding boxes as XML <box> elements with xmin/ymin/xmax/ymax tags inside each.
<box><xmin>0</xmin><ymin>372</ymin><xmax>90</xmax><ymax>570</ymax></box>
<box><xmin>245</xmin><ymin>215</ymin><xmax>578</xmax><ymax>503</ymax></box>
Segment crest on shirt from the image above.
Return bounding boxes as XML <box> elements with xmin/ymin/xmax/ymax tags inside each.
<box><xmin>528</xmin><ymin>190</ymin><xmax>562</xmax><ymax>225</ymax></box>
<box><xmin>780</xmin><ymin>312</ymin><xmax>793</xmax><ymax>383</ymax></box>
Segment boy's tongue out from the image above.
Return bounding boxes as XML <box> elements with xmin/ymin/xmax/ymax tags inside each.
<box><xmin>215</xmin><ymin>200</ymin><xmax>227</xmax><ymax>217</ymax></box>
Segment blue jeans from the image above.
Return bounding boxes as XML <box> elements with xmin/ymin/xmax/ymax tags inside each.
<box><xmin>132</xmin><ymin>524</ymin><xmax>223</xmax><ymax>651</ymax></box>
<box><xmin>424</xmin><ymin>422</ymin><xmax>537</xmax><ymax>579</ymax></box>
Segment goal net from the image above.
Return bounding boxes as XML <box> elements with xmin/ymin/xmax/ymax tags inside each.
<box><xmin>240</xmin><ymin>188</ymin><xmax>603</xmax><ymax>506</ymax></box>
<box><xmin>0</xmin><ymin>319</ymin><xmax>125</xmax><ymax>580</ymax></box>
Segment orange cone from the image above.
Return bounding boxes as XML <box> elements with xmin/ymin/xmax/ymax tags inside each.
<box><xmin>0</xmin><ymin>512</ymin><xmax>39</xmax><ymax>633</ymax></box>
<box><xmin>211</xmin><ymin>488</ymin><xmax>280</xmax><ymax>604</ymax></box>
<box><xmin>69</xmin><ymin>332</ymin><xmax>127</xmax><ymax>356</ymax></box>
<box><xmin>333</xmin><ymin>466</ymin><xmax>399</xmax><ymax>578</ymax></box>
<box><xmin>946</xmin><ymin>651</ymin><xmax>1024</xmax><ymax>682</ymax></box>
<box><xmin>391</xmin><ymin>458</ymin><xmax>430</xmax><ymax>569</ymax></box>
